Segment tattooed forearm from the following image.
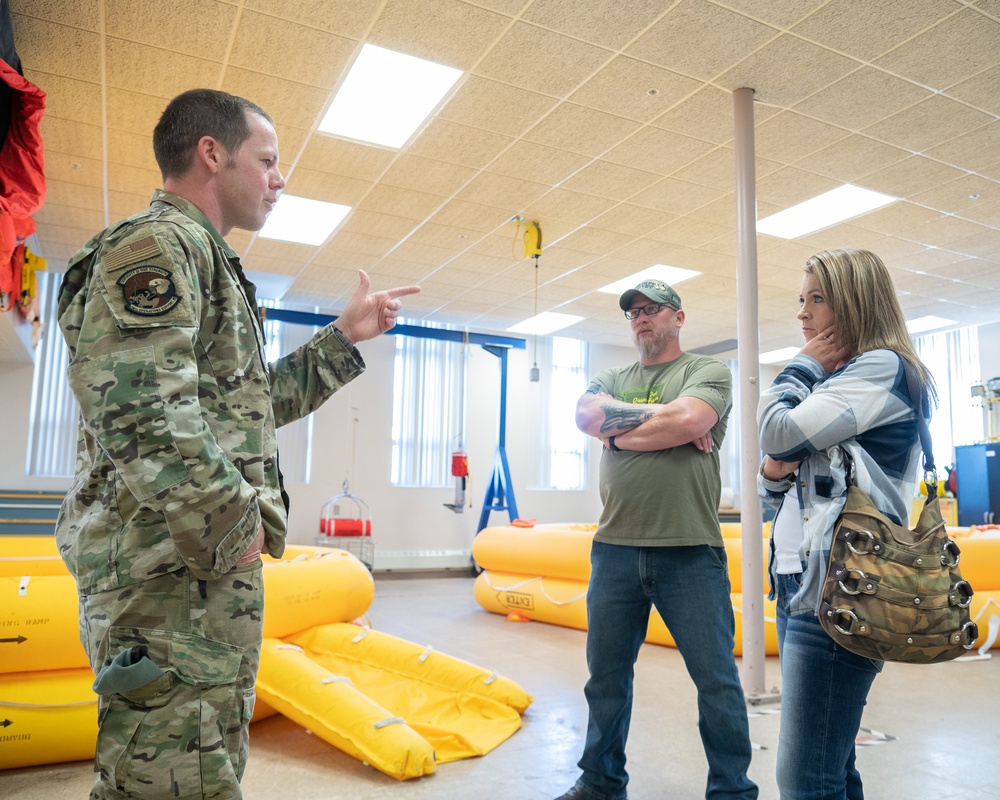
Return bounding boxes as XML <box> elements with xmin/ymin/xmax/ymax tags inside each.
<box><xmin>599</xmin><ymin>404</ymin><xmax>653</xmax><ymax>433</ymax></box>
<box><xmin>584</xmin><ymin>381</ymin><xmax>603</xmax><ymax>395</ymax></box>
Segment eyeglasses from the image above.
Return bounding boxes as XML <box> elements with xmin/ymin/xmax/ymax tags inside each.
<box><xmin>624</xmin><ymin>303</ymin><xmax>677</xmax><ymax>320</ymax></box>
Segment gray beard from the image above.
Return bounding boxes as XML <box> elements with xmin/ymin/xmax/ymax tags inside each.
<box><xmin>635</xmin><ymin>327</ymin><xmax>674</xmax><ymax>359</ymax></box>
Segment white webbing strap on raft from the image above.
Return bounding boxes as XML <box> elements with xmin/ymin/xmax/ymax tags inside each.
<box><xmin>483</xmin><ymin>670</ymin><xmax>498</xmax><ymax>685</ymax></box>
<box><xmin>351</xmin><ymin>628</ymin><xmax>370</xmax><ymax>643</ymax></box>
<box><xmin>18</xmin><ymin>575</ymin><xmax>30</xmax><ymax>596</ymax></box>
<box><xmin>479</xmin><ymin>572</ymin><xmax>588</xmax><ymax>606</ymax></box>
<box><xmin>374</xmin><ymin>716</ymin><xmax>406</xmax><ymax>729</ymax></box>
<box><xmin>321</xmin><ymin>675</ymin><xmax>353</xmax><ymax>686</ymax></box>
<box><xmin>275</xmin><ymin>644</ymin><xmax>305</xmax><ymax>653</ymax></box>
<box><xmin>418</xmin><ymin>645</ymin><xmax>433</xmax><ymax>663</ymax></box>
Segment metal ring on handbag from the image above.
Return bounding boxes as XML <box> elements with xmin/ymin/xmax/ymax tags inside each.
<box><xmin>959</xmin><ymin>620</ymin><xmax>979</xmax><ymax>649</ymax></box>
<box><xmin>950</xmin><ymin>580</ymin><xmax>974</xmax><ymax>609</ymax></box>
<box><xmin>837</xmin><ymin>568</ymin><xmax>871</xmax><ymax>596</ymax></box>
<box><xmin>845</xmin><ymin>529</ymin><xmax>876</xmax><ymax>555</ymax></box>
<box><xmin>940</xmin><ymin>540</ymin><xmax>961</xmax><ymax>568</ymax></box>
<box><xmin>831</xmin><ymin>608</ymin><xmax>860</xmax><ymax>635</ymax></box>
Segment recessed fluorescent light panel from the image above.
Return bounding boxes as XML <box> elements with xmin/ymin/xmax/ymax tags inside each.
<box><xmin>319</xmin><ymin>44</ymin><xmax>463</xmax><ymax>149</ymax></box>
<box><xmin>906</xmin><ymin>315</ymin><xmax>957</xmax><ymax>334</ymax></box>
<box><xmin>759</xmin><ymin>346</ymin><xmax>802</xmax><ymax>364</ymax></box>
<box><xmin>597</xmin><ymin>265</ymin><xmax>701</xmax><ymax>296</ymax></box>
<box><xmin>259</xmin><ymin>195</ymin><xmax>351</xmax><ymax>246</ymax></box>
<box><xmin>757</xmin><ymin>185</ymin><xmax>897</xmax><ymax>239</ymax></box>
<box><xmin>508</xmin><ymin>312</ymin><xmax>584</xmax><ymax>336</ymax></box>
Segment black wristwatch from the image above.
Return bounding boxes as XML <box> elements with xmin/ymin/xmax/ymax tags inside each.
<box><xmin>608</xmin><ymin>436</ymin><xmax>621</xmax><ymax>452</ymax></box>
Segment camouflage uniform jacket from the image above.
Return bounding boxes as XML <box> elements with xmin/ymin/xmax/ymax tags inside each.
<box><xmin>56</xmin><ymin>190</ymin><xmax>364</xmax><ymax>595</ymax></box>
<box><xmin>757</xmin><ymin>349</ymin><xmax>923</xmax><ymax>616</ymax></box>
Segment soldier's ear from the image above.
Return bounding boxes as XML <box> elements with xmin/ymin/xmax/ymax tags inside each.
<box><xmin>197</xmin><ymin>135</ymin><xmax>225</xmax><ymax>174</ymax></box>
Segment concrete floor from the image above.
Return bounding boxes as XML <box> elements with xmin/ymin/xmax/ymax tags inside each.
<box><xmin>4</xmin><ymin>572</ymin><xmax>999</xmax><ymax>799</ymax></box>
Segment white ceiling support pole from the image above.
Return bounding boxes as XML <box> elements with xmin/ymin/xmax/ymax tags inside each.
<box><xmin>733</xmin><ymin>87</ymin><xmax>768</xmax><ymax>700</ymax></box>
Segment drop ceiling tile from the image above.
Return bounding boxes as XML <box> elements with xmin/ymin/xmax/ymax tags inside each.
<box><xmin>447</xmin><ymin>251</ymin><xmax>519</xmax><ymax>275</ymax></box>
<box><xmin>335</xmin><ymin>210</ymin><xmax>418</xmax><ymax>242</ymax></box>
<box><xmin>855</xmin><ymin>155</ymin><xmax>967</xmax><ymax>200</ymax></box>
<box><xmin>486</xmin><ymin>140</ymin><xmax>590</xmax><ymax>185</ymax></box>
<box><xmin>406</xmin><ymin>221</ymin><xmax>483</xmax><ymax>249</ymax></box>
<box><xmin>754</xmin><ymin>111</ymin><xmax>850</xmax><ymax>164</ymax></box>
<box><xmin>34</xmin><ymin>202</ymin><xmax>105</xmax><ymax>232</ymax></box>
<box><xmin>650</xmin><ymin>84</ymin><xmax>781</xmax><ymax>144</ymax></box>
<box><xmin>670</xmin><ymin>147</ymin><xmax>783</xmax><ymax>194</ymax></box>
<box><xmin>107</xmin><ymin>129</ymin><xmax>158</xmax><ymax>172</ymax></box>
<box><xmin>456</xmin><ymin>173</ymin><xmax>549</xmax><ymax>211</ymax></box>
<box><xmin>716</xmin><ymin>34</ymin><xmax>859</xmax><ymax>108</ymax></box>
<box><xmin>648</xmin><ymin>217</ymin><xmax>731</xmax><ymax>248</ymax></box>
<box><xmin>325</xmin><ymin>231</ymin><xmax>398</xmax><ymax>258</ymax></box>
<box><xmin>299</xmin><ymin>135</ymin><xmax>396</xmax><ymax>182</ymax></box>
<box><xmin>795</xmin><ymin>135</ymin><xmax>910</xmax><ymax>182</ymax></box>
<box><xmin>910</xmin><ymin>174</ymin><xmax>1000</xmax><ymax>219</ymax></box>
<box><xmin>561</xmin><ymin>160</ymin><xmax>661</xmax><ymax>202</ymax></box>
<box><xmin>358</xmin><ymin>184</ymin><xmax>447</xmax><ymax>220</ymax></box>
<box><xmin>40</xmin><ymin>115</ymin><xmax>104</xmax><ymax>161</ymax></box>
<box><xmin>247</xmin><ymin>239</ymin><xmax>317</xmax><ymax>264</ymax></box>
<box><xmin>43</xmin><ymin>179</ymin><xmax>102</xmax><ymax>212</ymax></box>
<box><xmin>430</xmin><ymin>199</ymin><xmax>515</xmax><ymax>232</ymax></box>
<box><xmin>793</xmin><ymin>67</ymin><xmax>931</xmax><ymax>131</ymax></box>
<box><xmin>947</xmin><ymin>64</ymin><xmax>1000</xmax><ymax>115</ymax></box>
<box><xmin>626</xmin><ymin>0</ymin><xmax>778</xmax><ymax>81</ymax></box>
<box><xmin>793</xmin><ymin>0</ymin><xmax>958</xmax><ymax>62</ymax></box>
<box><xmin>755</xmin><ymin>166</ymin><xmax>840</xmax><ymax>208</ymax></box>
<box><xmin>106</xmin><ymin>89</ymin><xmax>172</xmax><ymax>138</ymax></box>
<box><xmin>30</xmin><ymin>73</ymin><xmax>102</xmax><ymax>127</ymax></box>
<box><xmin>862</xmin><ymin>95</ymin><xmax>993</xmax><ymax>154</ymax></box>
<box><xmin>630</xmin><ymin>177</ymin><xmax>726</xmax><ymax>216</ymax></box>
<box><xmin>229</xmin><ymin>11</ymin><xmax>356</xmax><ymax>89</ymax></box>
<box><xmin>310</xmin><ymin>248</ymin><xmax>382</xmax><ymax>271</ymax></box>
<box><xmin>475</xmin><ymin>22</ymin><xmax>612</xmax><ymax>98</ymax></box>
<box><xmin>409</xmin><ymin>120</ymin><xmax>514</xmax><ymax>170</ymax></box>
<box><xmin>11</xmin><ymin>16</ymin><xmax>101</xmax><ymax>82</ymax></box>
<box><xmin>591</xmin><ymin>204</ymin><xmax>677</xmax><ymax>237</ymax></box>
<box><xmin>923</xmin><ymin>121</ymin><xmax>1000</xmax><ymax>179</ymax></box>
<box><xmin>522</xmin><ymin>188</ymin><xmax>617</xmax><ymax>225</ymax></box>
<box><xmin>945</xmin><ymin>228</ymin><xmax>1000</xmax><ymax>260</ymax></box>
<box><xmin>46</xmin><ymin>155</ymin><xmax>102</xmax><ymax>189</ymax></box>
<box><xmin>439</xmin><ymin>76</ymin><xmax>560</xmax><ymax>137</ymax></box>
<box><xmin>604</xmin><ymin>126</ymin><xmax>716</xmax><ymax>176</ymax></box>
<box><xmin>569</xmin><ymin>57</ymin><xmax>701</xmax><ymax>124</ymax></box>
<box><xmin>368</xmin><ymin>0</ymin><xmax>512</xmax><ymax>71</ymax></box>
<box><xmin>875</xmin><ymin>8</ymin><xmax>1000</xmax><ymax>91</ymax></box>
<box><xmin>720</xmin><ymin>0</ymin><xmax>827</xmax><ymax>28</ymax></box>
<box><xmin>284</xmin><ymin>168</ymin><xmax>371</xmax><ymax>206</ymax></box>
<box><xmin>106</xmin><ymin>40</ymin><xmax>221</xmax><ymax>98</ymax></box>
<box><xmin>848</xmin><ymin>201</ymin><xmax>943</xmax><ymax>238</ymax></box>
<box><xmin>556</xmin><ymin>226</ymin><xmax>628</xmax><ymax>256</ymax></box>
<box><xmin>523</xmin><ymin>103</ymin><xmax>641</xmax><ymax>158</ymax></box>
<box><xmin>389</xmin><ymin>240</ymin><xmax>458</xmax><ymax>267</ymax></box>
<box><xmin>105</xmin><ymin>0</ymin><xmax>237</xmax><ymax>58</ymax></box>
<box><xmin>222</xmin><ymin>69</ymin><xmax>331</xmax><ymax>131</ymax></box>
<box><xmin>522</xmin><ymin>0</ymin><xmax>665</xmax><ymax>49</ymax></box>
<box><xmin>244</xmin><ymin>0</ymin><xmax>382</xmax><ymax>39</ymax></box>
<box><xmin>381</xmin><ymin>155</ymin><xmax>477</xmax><ymax>197</ymax></box>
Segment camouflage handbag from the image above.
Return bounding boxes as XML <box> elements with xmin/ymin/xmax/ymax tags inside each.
<box><xmin>818</xmin><ymin>364</ymin><xmax>979</xmax><ymax>664</ymax></box>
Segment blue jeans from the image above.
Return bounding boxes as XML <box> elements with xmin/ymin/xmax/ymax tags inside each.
<box><xmin>574</xmin><ymin>541</ymin><xmax>758</xmax><ymax>800</ymax></box>
<box><xmin>774</xmin><ymin>572</ymin><xmax>882</xmax><ymax>800</ymax></box>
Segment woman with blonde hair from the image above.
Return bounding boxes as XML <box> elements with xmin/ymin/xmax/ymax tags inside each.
<box><xmin>757</xmin><ymin>249</ymin><xmax>936</xmax><ymax>799</ymax></box>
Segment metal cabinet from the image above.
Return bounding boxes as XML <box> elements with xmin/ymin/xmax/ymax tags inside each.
<box><xmin>955</xmin><ymin>443</ymin><xmax>1000</xmax><ymax>526</ymax></box>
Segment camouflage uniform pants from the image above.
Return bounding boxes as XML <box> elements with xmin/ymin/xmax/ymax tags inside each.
<box><xmin>80</xmin><ymin>563</ymin><xmax>264</xmax><ymax>800</ymax></box>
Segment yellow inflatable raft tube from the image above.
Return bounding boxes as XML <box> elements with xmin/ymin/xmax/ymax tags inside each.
<box><xmin>256</xmin><ymin>637</ymin><xmax>437</xmax><ymax>780</ymax></box>
<box><xmin>0</xmin><ymin>574</ymin><xmax>88</xmax><ymax>673</ymax></box>
<box><xmin>0</xmin><ymin>534</ymin><xmax>67</xmax><ymax>577</ymax></box>
<box><xmin>0</xmin><ymin>667</ymin><xmax>97</xmax><ymax>770</ymax></box>
<box><xmin>472</xmin><ymin>524</ymin><xmax>767</xmax><ymax>594</ymax></box>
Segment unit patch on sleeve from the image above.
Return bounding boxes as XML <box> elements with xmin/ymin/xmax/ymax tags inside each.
<box><xmin>117</xmin><ymin>266</ymin><xmax>181</xmax><ymax>316</ymax></box>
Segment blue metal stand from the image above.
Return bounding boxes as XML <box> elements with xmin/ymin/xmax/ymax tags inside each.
<box><xmin>478</xmin><ymin>344</ymin><xmax>519</xmax><ymax>531</ymax></box>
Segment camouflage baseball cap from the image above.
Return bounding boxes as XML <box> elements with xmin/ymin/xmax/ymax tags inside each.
<box><xmin>619</xmin><ymin>279</ymin><xmax>682</xmax><ymax>311</ymax></box>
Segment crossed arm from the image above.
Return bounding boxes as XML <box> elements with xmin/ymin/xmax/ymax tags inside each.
<box><xmin>575</xmin><ymin>382</ymin><xmax>719</xmax><ymax>453</ymax></box>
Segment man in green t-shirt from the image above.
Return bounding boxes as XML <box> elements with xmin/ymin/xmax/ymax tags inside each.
<box><xmin>554</xmin><ymin>280</ymin><xmax>757</xmax><ymax>800</ymax></box>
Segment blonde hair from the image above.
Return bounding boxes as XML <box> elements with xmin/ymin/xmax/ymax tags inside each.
<box><xmin>804</xmin><ymin>248</ymin><xmax>937</xmax><ymax>407</ymax></box>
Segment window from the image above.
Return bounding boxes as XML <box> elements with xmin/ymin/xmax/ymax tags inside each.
<box><xmin>262</xmin><ymin>309</ymin><xmax>316</xmax><ymax>484</ymax></box>
<box><xmin>914</xmin><ymin>326</ymin><xmax>982</xmax><ymax>469</ymax></box>
<box><xmin>390</xmin><ymin>327</ymin><xmax>465</xmax><ymax>487</ymax></box>
<box><xmin>26</xmin><ymin>276</ymin><xmax>314</xmax><ymax>482</ymax></box>
<box><xmin>26</xmin><ymin>272</ymin><xmax>78</xmax><ymax>478</ymax></box>
<box><xmin>527</xmin><ymin>336</ymin><xmax>589</xmax><ymax>490</ymax></box>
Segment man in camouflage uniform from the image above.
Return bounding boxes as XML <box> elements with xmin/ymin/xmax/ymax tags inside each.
<box><xmin>55</xmin><ymin>88</ymin><xmax>419</xmax><ymax>800</ymax></box>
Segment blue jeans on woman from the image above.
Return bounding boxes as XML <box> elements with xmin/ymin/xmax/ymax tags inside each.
<box><xmin>572</xmin><ymin>541</ymin><xmax>758</xmax><ymax>800</ymax></box>
<box><xmin>774</xmin><ymin>572</ymin><xmax>883</xmax><ymax>800</ymax></box>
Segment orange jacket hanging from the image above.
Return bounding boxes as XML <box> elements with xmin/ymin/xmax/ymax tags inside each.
<box><xmin>0</xmin><ymin>57</ymin><xmax>45</xmax><ymax>311</ymax></box>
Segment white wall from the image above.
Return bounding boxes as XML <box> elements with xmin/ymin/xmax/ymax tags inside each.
<box><xmin>0</xmin><ymin>329</ymin><xmax>635</xmax><ymax>569</ymax></box>
<box><xmin>977</xmin><ymin>322</ymin><xmax>1000</xmax><ymax>384</ymax></box>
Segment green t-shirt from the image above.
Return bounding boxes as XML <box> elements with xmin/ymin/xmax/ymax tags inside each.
<box><xmin>593</xmin><ymin>353</ymin><xmax>732</xmax><ymax>548</ymax></box>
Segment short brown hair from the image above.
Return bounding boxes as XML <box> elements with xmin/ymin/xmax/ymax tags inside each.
<box><xmin>153</xmin><ymin>89</ymin><xmax>272</xmax><ymax>180</ymax></box>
